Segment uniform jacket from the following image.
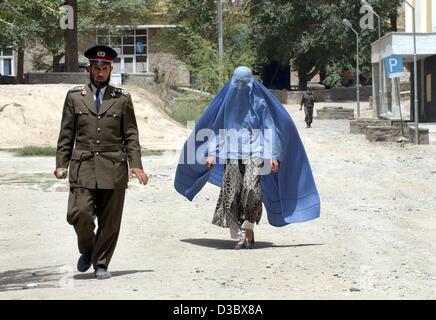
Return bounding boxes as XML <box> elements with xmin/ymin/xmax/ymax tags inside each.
<box><xmin>56</xmin><ymin>83</ymin><xmax>143</xmax><ymax>189</ymax></box>
<box><xmin>301</xmin><ymin>91</ymin><xmax>316</xmax><ymax>108</ymax></box>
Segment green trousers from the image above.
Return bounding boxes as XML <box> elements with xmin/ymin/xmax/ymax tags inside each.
<box><xmin>67</xmin><ymin>187</ymin><xmax>126</xmax><ymax>269</ymax></box>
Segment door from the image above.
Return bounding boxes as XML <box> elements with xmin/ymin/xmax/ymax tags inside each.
<box><xmin>424</xmin><ymin>55</ymin><xmax>436</xmax><ymax>121</ymax></box>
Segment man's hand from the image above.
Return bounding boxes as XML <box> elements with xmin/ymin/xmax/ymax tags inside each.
<box><xmin>54</xmin><ymin>168</ymin><xmax>68</xmax><ymax>179</ymax></box>
<box><xmin>129</xmin><ymin>168</ymin><xmax>149</xmax><ymax>186</ymax></box>
<box><xmin>206</xmin><ymin>155</ymin><xmax>216</xmax><ymax>170</ymax></box>
<box><xmin>271</xmin><ymin>160</ymin><xmax>280</xmax><ymax>173</ymax></box>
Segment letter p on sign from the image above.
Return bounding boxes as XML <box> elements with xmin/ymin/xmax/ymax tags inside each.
<box><xmin>384</xmin><ymin>55</ymin><xmax>404</xmax><ymax>79</ymax></box>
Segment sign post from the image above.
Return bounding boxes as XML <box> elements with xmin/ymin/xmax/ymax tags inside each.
<box><xmin>384</xmin><ymin>55</ymin><xmax>407</xmax><ymax>139</ymax></box>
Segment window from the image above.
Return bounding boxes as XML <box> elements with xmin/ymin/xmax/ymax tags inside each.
<box><xmin>96</xmin><ymin>28</ymin><xmax>148</xmax><ymax>73</ymax></box>
<box><xmin>124</xmin><ymin>57</ymin><xmax>134</xmax><ymax>73</ymax></box>
<box><xmin>112</xmin><ymin>57</ymin><xmax>121</xmax><ymax>74</ymax></box>
<box><xmin>122</xmin><ymin>46</ymin><xmax>134</xmax><ymax>55</ymax></box>
<box><xmin>3</xmin><ymin>59</ymin><xmax>12</xmax><ymax>75</ymax></box>
<box><xmin>2</xmin><ymin>49</ymin><xmax>13</xmax><ymax>56</ymax></box>
<box><xmin>0</xmin><ymin>48</ymin><xmax>14</xmax><ymax>76</ymax></box>
<box><xmin>135</xmin><ymin>55</ymin><xmax>147</xmax><ymax>73</ymax></box>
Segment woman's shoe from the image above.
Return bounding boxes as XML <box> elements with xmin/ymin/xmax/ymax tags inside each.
<box><xmin>244</xmin><ymin>234</ymin><xmax>255</xmax><ymax>249</ymax></box>
<box><xmin>234</xmin><ymin>239</ymin><xmax>246</xmax><ymax>250</ymax></box>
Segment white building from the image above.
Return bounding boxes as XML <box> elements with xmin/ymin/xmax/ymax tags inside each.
<box><xmin>371</xmin><ymin>0</ymin><xmax>436</xmax><ymax>122</ymax></box>
<box><xmin>404</xmin><ymin>0</ymin><xmax>436</xmax><ymax>32</ymax></box>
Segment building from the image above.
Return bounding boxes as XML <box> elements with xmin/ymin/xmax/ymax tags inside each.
<box><xmin>404</xmin><ymin>0</ymin><xmax>436</xmax><ymax>32</ymax></box>
<box><xmin>86</xmin><ymin>24</ymin><xmax>190</xmax><ymax>86</ymax></box>
<box><xmin>371</xmin><ymin>0</ymin><xmax>436</xmax><ymax>122</ymax></box>
<box><xmin>1</xmin><ymin>1</ymin><xmax>189</xmax><ymax>87</ymax></box>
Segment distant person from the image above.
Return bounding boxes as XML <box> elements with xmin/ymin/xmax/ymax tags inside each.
<box><xmin>300</xmin><ymin>88</ymin><xmax>316</xmax><ymax>128</ymax></box>
<box><xmin>54</xmin><ymin>45</ymin><xmax>148</xmax><ymax>279</ymax></box>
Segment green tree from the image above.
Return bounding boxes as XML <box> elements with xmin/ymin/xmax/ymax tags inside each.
<box><xmin>77</xmin><ymin>0</ymin><xmax>156</xmax><ymax>29</ymax></box>
<box><xmin>250</xmin><ymin>0</ymin><xmax>402</xmax><ymax>89</ymax></box>
<box><xmin>0</xmin><ymin>0</ymin><xmax>156</xmax><ymax>76</ymax></box>
<box><xmin>0</xmin><ymin>0</ymin><xmax>62</xmax><ymax>81</ymax></box>
<box><xmin>161</xmin><ymin>0</ymin><xmax>256</xmax><ymax>93</ymax></box>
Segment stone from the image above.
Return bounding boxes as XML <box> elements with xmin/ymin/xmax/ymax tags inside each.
<box><xmin>397</xmin><ymin>136</ymin><xmax>409</xmax><ymax>143</ymax></box>
<box><xmin>365</xmin><ymin>126</ymin><xmax>401</xmax><ymax>143</ymax></box>
<box><xmin>391</xmin><ymin>120</ymin><xmax>410</xmax><ymax>139</ymax></box>
<box><xmin>23</xmin><ymin>283</ymin><xmax>38</xmax><ymax>289</ymax></box>
<box><xmin>408</xmin><ymin>126</ymin><xmax>430</xmax><ymax>144</ymax></box>
<box><xmin>349</xmin><ymin>118</ymin><xmax>391</xmax><ymax>134</ymax></box>
<box><xmin>317</xmin><ymin>107</ymin><xmax>355</xmax><ymax>120</ymax></box>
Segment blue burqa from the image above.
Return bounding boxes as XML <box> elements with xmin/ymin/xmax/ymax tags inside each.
<box><xmin>174</xmin><ymin>66</ymin><xmax>320</xmax><ymax>226</ymax></box>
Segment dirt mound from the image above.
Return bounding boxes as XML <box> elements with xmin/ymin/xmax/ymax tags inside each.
<box><xmin>0</xmin><ymin>84</ymin><xmax>189</xmax><ymax>150</ymax></box>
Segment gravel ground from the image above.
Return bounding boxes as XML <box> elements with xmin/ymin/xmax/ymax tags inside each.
<box><xmin>0</xmin><ymin>102</ymin><xmax>435</xmax><ymax>299</ymax></box>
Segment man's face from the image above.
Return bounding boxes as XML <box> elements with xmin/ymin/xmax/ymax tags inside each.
<box><xmin>88</xmin><ymin>64</ymin><xmax>112</xmax><ymax>88</ymax></box>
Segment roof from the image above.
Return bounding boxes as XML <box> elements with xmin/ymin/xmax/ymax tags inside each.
<box><xmin>371</xmin><ymin>32</ymin><xmax>436</xmax><ymax>62</ymax></box>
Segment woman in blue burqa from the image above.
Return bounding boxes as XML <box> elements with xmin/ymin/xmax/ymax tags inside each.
<box><xmin>174</xmin><ymin>66</ymin><xmax>320</xmax><ymax>249</ymax></box>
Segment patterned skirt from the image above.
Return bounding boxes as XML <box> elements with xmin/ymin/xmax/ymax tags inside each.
<box><xmin>212</xmin><ymin>158</ymin><xmax>263</xmax><ymax>233</ymax></box>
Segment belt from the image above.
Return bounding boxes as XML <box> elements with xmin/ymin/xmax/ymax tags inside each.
<box><xmin>75</xmin><ymin>142</ymin><xmax>125</xmax><ymax>152</ymax></box>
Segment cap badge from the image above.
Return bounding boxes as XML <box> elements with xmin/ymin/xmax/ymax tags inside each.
<box><xmin>97</xmin><ymin>51</ymin><xmax>106</xmax><ymax>57</ymax></box>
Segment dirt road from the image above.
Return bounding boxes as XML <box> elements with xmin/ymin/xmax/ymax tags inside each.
<box><xmin>0</xmin><ymin>103</ymin><xmax>435</xmax><ymax>299</ymax></box>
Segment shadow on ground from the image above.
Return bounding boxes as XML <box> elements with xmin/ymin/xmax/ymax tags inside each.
<box><xmin>73</xmin><ymin>270</ymin><xmax>154</xmax><ymax>280</ymax></box>
<box><xmin>0</xmin><ymin>266</ymin><xmax>155</xmax><ymax>291</ymax></box>
<box><xmin>0</xmin><ymin>265</ymin><xmax>65</xmax><ymax>292</ymax></box>
<box><xmin>180</xmin><ymin>238</ymin><xmax>324</xmax><ymax>250</ymax></box>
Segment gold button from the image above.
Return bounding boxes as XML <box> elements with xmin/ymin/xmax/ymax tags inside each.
<box><xmin>96</xmin><ymin>140</ymin><xmax>100</xmax><ymax>144</ymax></box>
<box><xmin>98</xmin><ymin>116</ymin><xmax>101</xmax><ymax>119</ymax></box>
<box><xmin>96</xmin><ymin>152</ymin><xmax>100</xmax><ymax>156</ymax></box>
<box><xmin>79</xmin><ymin>111</ymin><xmax>82</xmax><ymax>115</ymax></box>
<box><xmin>97</xmin><ymin>128</ymin><xmax>101</xmax><ymax>132</ymax></box>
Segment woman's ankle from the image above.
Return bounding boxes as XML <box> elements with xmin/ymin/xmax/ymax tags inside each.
<box><xmin>245</xmin><ymin>229</ymin><xmax>254</xmax><ymax>241</ymax></box>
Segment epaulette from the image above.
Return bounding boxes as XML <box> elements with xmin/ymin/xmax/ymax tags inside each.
<box><xmin>69</xmin><ymin>85</ymin><xmax>86</xmax><ymax>93</ymax></box>
<box><xmin>112</xmin><ymin>87</ymin><xmax>129</xmax><ymax>97</ymax></box>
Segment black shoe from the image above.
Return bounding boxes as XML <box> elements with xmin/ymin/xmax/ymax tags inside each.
<box><xmin>95</xmin><ymin>266</ymin><xmax>111</xmax><ymax>280</ymax></box>
<box><xmin>77</xmin><ymin>253</ymin><xmax>92</xmax><ymax>272</ymax></box>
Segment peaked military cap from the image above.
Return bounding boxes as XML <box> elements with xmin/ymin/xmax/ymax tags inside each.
<box><xmin>84</xmin><ymin>45</ymin><xmax>118</xmax><ymax>65</ymax></box>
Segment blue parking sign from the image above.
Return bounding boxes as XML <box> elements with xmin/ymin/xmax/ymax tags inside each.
<box><xmin>384</xmin><ymin>55</ymin><xmax>404</xmax><ymax>79</ymax></box>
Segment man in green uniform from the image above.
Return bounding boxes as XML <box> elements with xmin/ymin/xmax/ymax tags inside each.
<box><xmin>54</xmin><ymin>45</ymin><xmax>148</xmax><ymax>280</ymax></box>
<box><xmin>300</xmin><ymin>88</ymin><xmax>316</xmax><ymax>128</ymax></box>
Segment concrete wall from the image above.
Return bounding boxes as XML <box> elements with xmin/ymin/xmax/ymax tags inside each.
<box><xmin>122</xmin><ymin>73</ymin><xmax>155</xmax><ymax>86</ymax></box>
<box><xmin>0</xmin><ymin>76</ymin><xmax>16</xmax><ymax>84</ymax></box>
<box><xmin>405</xmin><ymin>0</ymin><xmax>435</xmax><ymax>33</ymax></box>
<box><xmin>271</xmin><ymin>86</ymin><xmax>372</xmax><ymax>104</ymax></box>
